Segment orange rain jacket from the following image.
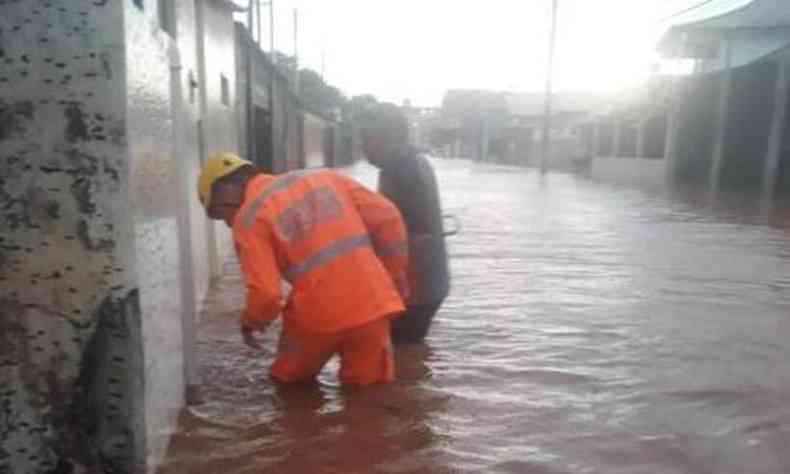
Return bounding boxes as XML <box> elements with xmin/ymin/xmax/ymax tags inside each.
<box><xmin>232</xmin><ymin>170</ymin><xmax>409</xmax><ymax>334</ymax></box>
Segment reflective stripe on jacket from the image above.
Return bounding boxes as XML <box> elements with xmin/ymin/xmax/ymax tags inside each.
<box><xmin>233</xmin><ymin>170</ymin><xmax>408</xmax><ymax>334</ymax></box>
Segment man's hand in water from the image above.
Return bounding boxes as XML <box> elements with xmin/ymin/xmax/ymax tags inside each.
<box><xmin>241</xmin><ymin>324</ymin><xmax>268</xmax><ymax>350</ymax></box>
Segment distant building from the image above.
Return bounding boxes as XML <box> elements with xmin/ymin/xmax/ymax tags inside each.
<box><xmin>236</xmin><ymin>24</ymin><xmax>351</xmax><ymax>173</ymax></box>
<box><xmin>401</xmin><ymin>101</ymin><xmax>441</xmax><ymax>152</ymax></box>
<box><xmin>437</xmin><ymin>89</ymin><xmax>610</xmax><ymax>166</ymax></box>
<box><xmin>657</xmin><ymin>0</ymin><xmax>790</xmax><ymax>195</ymax></box>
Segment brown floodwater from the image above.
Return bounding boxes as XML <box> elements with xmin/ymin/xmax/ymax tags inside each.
<box><xmin>158</xmin><ymin>159</ymin><xmax>790</xmax><ymax>474</ymax></box>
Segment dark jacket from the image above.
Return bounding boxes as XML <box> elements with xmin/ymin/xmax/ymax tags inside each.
<box><xmin>376</xmin><ymin>146</ymin><xmax>450</xmax><ymax>305</ymax></box>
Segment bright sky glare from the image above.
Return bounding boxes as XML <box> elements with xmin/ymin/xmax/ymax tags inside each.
<box><xmin>243</xmin><ymin>0</ymin><xmax>743</xmax><ymax>107</ymax></box>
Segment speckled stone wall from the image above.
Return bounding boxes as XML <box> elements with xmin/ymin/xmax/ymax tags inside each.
<box><xmin>0</xmin><ymin>0</ymin><xmax>242</xmax><ymax>472</ymax></box>
<box><xmin>0</xmin><ymin>2</ymin><xmax>146</xmax><ymax>473</ymax></box>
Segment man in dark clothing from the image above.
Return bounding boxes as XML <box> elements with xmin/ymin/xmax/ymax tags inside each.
<box><xmin>360</xmin><ymin>103</ymin><xmax>450</xmax><ymax>344</ymax></box>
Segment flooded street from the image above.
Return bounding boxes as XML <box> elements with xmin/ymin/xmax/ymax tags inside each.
<box><xmin>159</xmin><ymin>159</ymin><xmax>790</xmax><ymax>474</ymax></box>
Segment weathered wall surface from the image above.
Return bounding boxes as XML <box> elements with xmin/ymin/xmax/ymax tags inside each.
<box><xmin>721</xmin><ymin>61</ymin><xmax>777</xmax><ymax>189</ymax></box>
<box><xmin>669</xmin><ymin>59</ymin><xmax>790</xmax><ymax>193</ymax></box>
<box><xmin>304</xmin><ymin>112</ymin><xmax>327</xmax><ymax>168</ymax></box>
<box><xmin>589</xmin><ymin>157</ymin><xmax>667</xmax><ymax>190</ymax></box>
<box><xmin>169</xmin><ymin>0</ymin><xmax>206</xmax><ymax>391</ymax></box>
<box><xmin>123</xmin><ymin>2</ymin><xmax>186</xmax><ymax>471</ymax></box>
<box><xmin>0</xmin><ymin>2</ymin><xmax>145</xmax><ymax>473</ymax></box>
<box><xmin>672</xmin><ymin>73</ymin><xmax>720</xmax><ymax>184</ymax></box>
<box><xmin>778</xmin><ymin>76</ymin><xmax>790</xmax><ymax>194</ymax></box>
<box><xmin>197</xmin><ymin>0</ymin><xmax>238</xmax><ymax>276</ymax></box>
<box><xmin>174</xmin><ymin>0</ymin><xmax>209</xmax><ymax>313</ymax></box>
<box><xmin>643</xmin><ymin>115</ymin><xmax>667</xmax><ymax>160</ymax></box>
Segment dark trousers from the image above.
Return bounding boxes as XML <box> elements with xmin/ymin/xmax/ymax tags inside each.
<box><xmin>391</xmin><ymin>302</ymin><xmax>442</xmax><ymax>344</ymax></box>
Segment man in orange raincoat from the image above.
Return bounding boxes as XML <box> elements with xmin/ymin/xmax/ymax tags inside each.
<box><xmin>197</xmin><ymin>153</ymin><xmax>409</xmax><ymax>385</ymax></box>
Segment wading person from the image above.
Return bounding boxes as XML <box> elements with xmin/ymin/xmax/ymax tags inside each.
<box><xmin>197</xmin><ymin>153</ymin><xmax>410</xmax><ymax>385</ymax></box>
<box><xmin>360</xmin><ymin>103</ymin><xmax>451</xmax><ymax>344</ymax></box>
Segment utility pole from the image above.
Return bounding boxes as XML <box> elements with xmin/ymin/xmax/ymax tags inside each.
<box><xmin>269</xmin><ymin>0</ymin><xmax>275</xmax><ymax>61</ymax></box>
<box><xmin>247</xmin><ymin>0</ymin><xmax>254</xmax><ymax>41</ymax></box>
<box><xmin>321</xmin><ymin>49</ymin><xmax>326</xmax><ymax>82</ymax></box>
<box><xmin>541</xmin><ymin>0</ymin><xmax>558</xmax><ymax>174</ymax></box>
<box><xmin>246</xmin><ymin>0</ymin><xmax>255</xmax><ymax>166</ymax></box>
<box><xmin>293</xmin><ymin>8</ymin><xmax>300</xmax><ymax>94</ymax></box>
<box><xmin>255</xmin><ymin>2</ymin><xmax>275</xmax><ymax>62</ymax></box>
<box><xmin>256</xmin><ymin>0</ymin><xmax>262</xmax><ymax>46</ymax></box>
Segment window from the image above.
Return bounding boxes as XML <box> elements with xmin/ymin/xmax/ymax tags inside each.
<box><xmin>220</xmin><ymin>74</ymin><xmax>230</xmax><ymax>106</ymax></box>
<box><xmin>133</xmin><ymin>0</ymin><xmax>143</xmax><ymax>9</ymax></box>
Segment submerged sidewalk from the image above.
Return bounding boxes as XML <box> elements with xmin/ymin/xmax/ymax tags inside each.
<box><xmin>157</xmin><ymin>257</ymin><xmax>448</xmax><ymax>474</ymax></box>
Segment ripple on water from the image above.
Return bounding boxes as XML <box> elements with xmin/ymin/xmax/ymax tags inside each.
<box><xmin>160</xmin><ymin>160</ymin><xmax>790</xmax><ymax>474</ymax></box>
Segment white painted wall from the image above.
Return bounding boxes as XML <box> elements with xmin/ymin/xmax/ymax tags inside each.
<box><xmin>196</xmin><ymin>0</ymin><xmax>240</xmax><ymax>280</ymax></box>
<box><xmin>590</xmin><ymin>157</ymin><xmax>667</xmax><ymax>189</ymax></box>
<box><xmin>123</xmin><ymin>2</ymin><xmax>186</xmax><ymax>471</ymax></box>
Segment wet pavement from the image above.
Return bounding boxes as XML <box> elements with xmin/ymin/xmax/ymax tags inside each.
<box><xmin>158</xmin><ymin>159</ymin><xmax>790</xmax><ymax>474</ymax></box>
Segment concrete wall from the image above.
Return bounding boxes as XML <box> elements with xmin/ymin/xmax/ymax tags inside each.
<box><xmin>589</xmin><ymin>157</ymin><xmax>667</xmax><ymax>189</ymax></box>
<box><xmin>721</xmin><ymin>61</ymin><xmax>777</xmax><ymax>189</ymax></box>
<box><xmin>500</xmin><ymin>127</ymin><xmax>534</xmax><ymax>165</ymax></box>
<box><xmin>598</xmin><ymin>120</ymin><xmax>614</xmax><ymax>156</ymax></box>
<box><xmin>667</xmin><ymin>58</ymin><xmax>790</xmax><ymax>196</ymax></box>
<box><xmin>619</xmin><ymin>122</ymin><xmax>639</xmax><ymax>158</ymax></box>
<box><xmin>524</xmin><ymin>137</ymin><xmax>584</xmax><ymax>171</ymax></box>
<box><xmin>236</xmin><ymin>24</ymin><xmax>302</xmax><ymax>174</ymax></box>
<box><xmin>235</xmin><ymin>23</ymin><xmax>252</xmax><ymax>164</ymax></box>
<box><xmin>0</xmin><ymin>2</ymin><xmax>144</xmax><ymax>472</ymax></box>
<box><xmin>671</xmin><ymin>73</ymin><xmax>721</xmax><ymax>184</ymax></box>
<box><xmin>170</xmin><ymin>0</ymin><xmax>205</xmax><ymax>395</ymax></box>
<box><xmin>644</xmin><ymin>115</ymin><xmax>668</xmax><ymax>159</ymax></box>
<box><xmin>304</xmin><ymin>112</ymin><xmax>327</xmax><ymax>168</ymax></box>
<box><xmin>123</xmin><ymin>2</ymin><xmax>186</xmax><ymax>471</ymax></box>
<box><xmin>197</xmin><ymin>1</ymin><xmax>237</xmax><ymax>158</ymax></box>
<box><xmin>196</xmin><ymin>0</ymin><xmax>238</xmax><ymax>279</ymax></box>
<box><xmin>0</xmin><ymin>2</ymin><xmax>242</xmax><ymax>473</ymax></box>
<box><xmin>777</xmin><ymin>77</ymin><xmax>790</xmax><ymax>194</ymax></box>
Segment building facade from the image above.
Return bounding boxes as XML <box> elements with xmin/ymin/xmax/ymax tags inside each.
<box><xmin>0</xmin><ymin>1</ymin><xmax>241</xmax><ymax>472</ymax></box>
<box><xmin>658</xmin><ymin>0</ymin><xmax>790</xmax><ymax>197</ymax></box>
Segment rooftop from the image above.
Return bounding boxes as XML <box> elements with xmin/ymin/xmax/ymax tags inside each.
<box><xmin>663</xmin><ymin>0</ymin><xmax>790</xmax><ymax>30</ymax></box>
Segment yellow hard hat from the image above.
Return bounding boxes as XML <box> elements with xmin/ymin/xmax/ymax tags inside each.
<box><xmin>197</xmin><ymin>152</ymin><xmax>253</xmax><ymax>209</ymax></box>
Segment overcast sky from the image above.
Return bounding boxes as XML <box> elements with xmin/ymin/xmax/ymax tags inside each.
<box><xmin>241</xmin><ymin>0</ymin><xmax>751</xmax><ymax>107</ymax></box>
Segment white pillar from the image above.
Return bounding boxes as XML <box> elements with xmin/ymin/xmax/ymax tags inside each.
<box><xmin>636</xmin><ymin>118</ymin><xmax>648</xmax><ymax>159</ymax></box>
<box><xmin>480</xmin><ymin>116</ymin><xmax>489</xmax><ymax>161</ymax></box>
<box><xmin>612</xmin><ymin>117</ymin><xmax>622</xmax><ymax>158</ymax></box>
<box><xmin>763</xmin><ymin>60</ymin><xmax>789</xmax><ymax>201</ymax></box>
<box><xmin>665</xmin><ymin>99</ymin><xmax>681</xmax><ymax>184</ymax></box>
<box><xmin>591</xmin><ymin>121</ymin><xmax>601</xmax><ymax>159</ymax></box>
<box><xmin>710</xmin><ymin>36</ymin><xmax>733</xmax><ymax>193</ymax></box>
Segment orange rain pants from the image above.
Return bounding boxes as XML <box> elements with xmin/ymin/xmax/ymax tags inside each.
<box><xmin>271</xmin><ymin>317</ymin><xmax>395</xmax><ymax>385</ymax></box>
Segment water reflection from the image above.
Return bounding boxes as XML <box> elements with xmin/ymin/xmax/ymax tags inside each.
<box><xmin>261</xmin><ymin>345</ymin><xmax>449</xmax><ymax>473</ymax></box>
<box><xmin>159</xmin><ymin>340</ymin><xmax>450</xmax><ymax>474</ymax></box>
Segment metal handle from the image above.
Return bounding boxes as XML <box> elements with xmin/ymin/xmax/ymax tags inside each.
<box><xmin>443</xmin><ymin>214</ymin><xmax>461</xmax><ymax>237</ymax></box>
